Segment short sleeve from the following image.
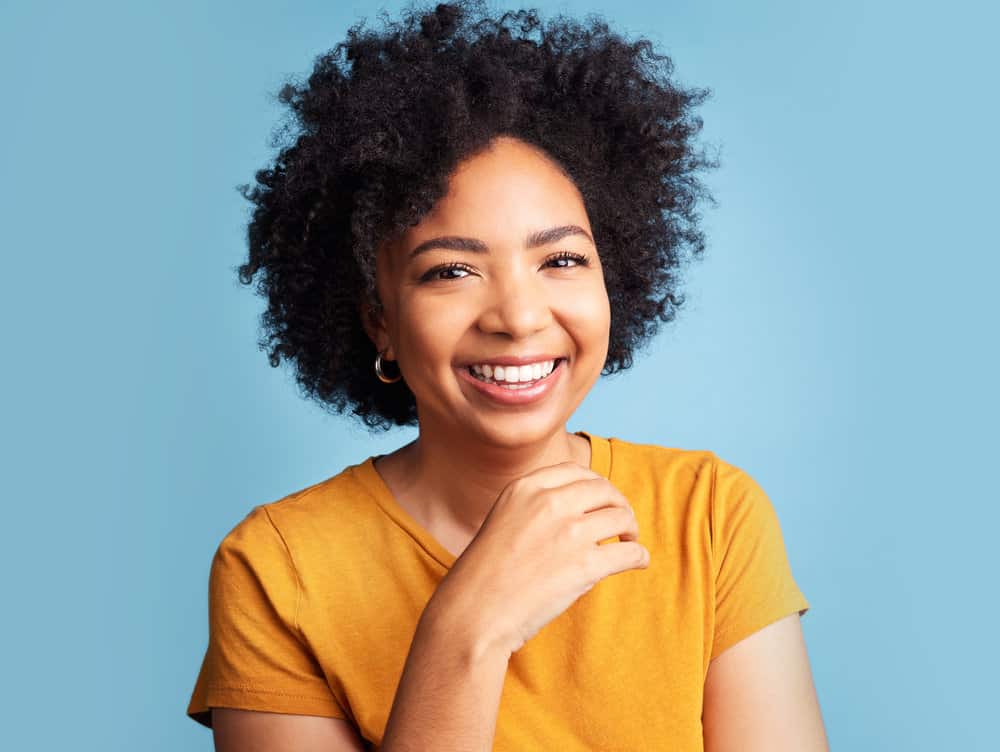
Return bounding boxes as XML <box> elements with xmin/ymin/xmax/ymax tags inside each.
<box><xmin>186</xmin><ymin>505</ymin><xmax>349</xmax><ymax>728</ymax></box>
<box><xmin>709</xmin><ymin>456</ymin><xmax>811</xmax><ymax>662</ymax></box>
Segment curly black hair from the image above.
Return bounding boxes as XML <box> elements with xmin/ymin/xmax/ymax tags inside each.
<box><xmin>235</xmin><ymin>0</ymin><xmax>718</xmax><ymax>431</ymax></box>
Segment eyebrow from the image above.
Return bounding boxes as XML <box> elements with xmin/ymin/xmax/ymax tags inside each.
<box><xmin>406</xmin><ymin>224</ymin><xmax>594</xmax><ymax>261</ymax></box>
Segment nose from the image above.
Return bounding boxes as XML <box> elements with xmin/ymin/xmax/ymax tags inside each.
<box><xmin>475</xmin><ymin>267</ymin><xmax>553</xmax><ymax>339</ymax></box>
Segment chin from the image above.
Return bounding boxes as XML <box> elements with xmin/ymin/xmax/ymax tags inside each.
<box><xmin>468</xmin><ymin>410</ymin><xmax>567</xmax><ymax>445</ymax></box>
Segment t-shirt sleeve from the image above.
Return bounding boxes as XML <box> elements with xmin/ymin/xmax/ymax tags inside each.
<box><xmin>709</xmin><ymin>456</ymin><xmax>811</xmax><ymax>662</ymax></box>
<box><xmin>186</xmin><ymin>505</ymin><xmax>349</xmax><ymax>728</ymax></box>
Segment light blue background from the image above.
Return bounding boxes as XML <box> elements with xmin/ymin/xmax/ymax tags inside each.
<box><xmin>2</xmin><ymin>0</ymin><xmax>996</xmax><ymax>749</ymax></box>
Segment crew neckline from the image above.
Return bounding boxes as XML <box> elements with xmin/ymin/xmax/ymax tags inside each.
<box><xmin>352</xmin><ymin>430</ymin><xmax>612</xmax><ymax>569</ymax></box>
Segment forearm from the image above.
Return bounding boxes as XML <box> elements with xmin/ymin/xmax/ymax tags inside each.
<box><xmin>380</xmin><ymin>596</ymin><xmax>511</xmax><ymax>752</ymax></box>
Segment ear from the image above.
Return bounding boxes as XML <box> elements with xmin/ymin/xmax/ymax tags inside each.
<box><xmin>358</xmin><ymin>298</ymin><xmax>396</xmax><ymax>361</ymax></box>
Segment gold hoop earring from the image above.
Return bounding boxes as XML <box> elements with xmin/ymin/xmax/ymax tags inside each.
<box><xmin>374</xmin><ymin>349</ymin><xmax>402</xmax><ymax>384</ymax></box>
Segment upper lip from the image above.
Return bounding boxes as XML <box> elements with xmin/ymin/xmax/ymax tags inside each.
<box><xmin>459</xmin><ymin>354</ymin><xmax>565</xmax><ymax>367</ymax></box>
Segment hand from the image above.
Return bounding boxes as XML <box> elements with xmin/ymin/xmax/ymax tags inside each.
<box><xmin>429</xmin><ymin>460</ymin><xmax>649</xmax><ymax>657</ymax></box>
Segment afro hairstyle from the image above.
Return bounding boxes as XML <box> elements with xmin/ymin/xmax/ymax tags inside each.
<box><xmin>236</xmin><ymin>0</ymin><xmax>718</xmax><ymax>431</ymax></box>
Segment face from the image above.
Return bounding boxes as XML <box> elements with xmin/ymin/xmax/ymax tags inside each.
<box><xmin>364</xmin><ymin>135</ymin><xmax>611</xmax><ymax>449</ymax></box>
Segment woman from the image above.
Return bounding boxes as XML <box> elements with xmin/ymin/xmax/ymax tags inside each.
<box><xmin>187</xmin><ymin>2</ymin><xmax>829</xmax><ymax>749</ymax></box>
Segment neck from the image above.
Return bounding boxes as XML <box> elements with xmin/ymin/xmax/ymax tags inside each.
<box><xmin>391</xmin><ymin>420</ymin><xmax>590</xmax><ymax>538</ymax></box>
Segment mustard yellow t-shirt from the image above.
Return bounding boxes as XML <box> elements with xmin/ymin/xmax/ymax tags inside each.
<box><xmin>187</xmin><ymin>431</ymin><xmax>810</xmax><ymax>749</ymax></box>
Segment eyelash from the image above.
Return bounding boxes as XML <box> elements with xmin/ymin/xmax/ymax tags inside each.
<box><xmin>420</xmin><ymin>251</ymin><xmax>591</xmax><ymax>282</ymax></box>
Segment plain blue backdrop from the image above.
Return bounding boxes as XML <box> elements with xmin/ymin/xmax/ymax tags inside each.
<box><xmin>2</xmin><ymin>0</ymin><xmax>996</xmax><ymax>749</ymax></box>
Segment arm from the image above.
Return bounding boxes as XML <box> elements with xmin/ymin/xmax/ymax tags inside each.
<box><xmin>206</xmin><ymin>462</ymin><xmax>636</xmax><ymax>750</ymax></box>
<box><xmin>210</xmin><ymin>596</ymin><xmax>511</xmax><ymax>752</ymax></box>
<box><xmin>379</xmin><ymin>593</ymin><xmax>512</xmax><ymax>751</ymax></box>
<box><xmin>212</xmin><ymin>710</ymin><xmax>367</xmax><ymax>752</ymax></box>
<box><xmin>703</xmin><ymin>613</ymin><xmax>829</xmax><ymax>751</ymax></box>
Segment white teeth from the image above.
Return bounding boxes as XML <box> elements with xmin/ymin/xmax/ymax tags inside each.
<box><xmin>467</xmin><ymin>359</ymin><xmax>559</xmax><ymax>385</ymax></box>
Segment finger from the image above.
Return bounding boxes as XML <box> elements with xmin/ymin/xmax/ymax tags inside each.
<box><xmin>519</xmin><ymin>460</ymin><xmax>602</xmax><ymax>491</ymax></box>
<box><xmin>552</xmin><ymin>476</ymin><xmax>633</xmax><ymax>516</ymax></box>
<box><xmin>592</xmin><ymin>540</ymin><xmax>650</xmax><ymax>578</ymax></box>
<box><xmin>494</xmin><ymin>462</ymin><xmax>594</xmax><ymax>511</ymax></box>
<box><xmin>578</xmin><ymin>505</ymin><xmax>640</xmax><ymax>544</ymax></box>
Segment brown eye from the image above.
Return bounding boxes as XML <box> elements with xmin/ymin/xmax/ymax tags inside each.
<box><xmin>546</xmin><ymin>251</ymin><xmax>590</xmax><ymax>268</ymax></box>
<box><xmin>420</xmin><ymin>263</ymin><xmax>475</xmax><ymax>282</ymax></box>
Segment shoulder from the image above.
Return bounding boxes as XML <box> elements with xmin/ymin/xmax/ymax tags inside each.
<box><xmin>604</xmin><ymin>437</ymin><xmax>780</xmax><ymax>528</ymax></box>
<box><xmin>265</xmin><ymin>461</ymin><xmax>374</xmax><ymax>525</ymax></box>
<box><xmin>598</xmin><ymin>436</ymin><xmax>728</xmax><ymax>532</ymax></box>
<box><xmin>607</xmin><ymin>434</ymin><xmax>718</xmax><ymax>489</ymax></box>
<box><xmin>705</xmin><ymin>453</ymin><xmax>783</xmax><ymax>536</ymax></box>
<box><xmin>216</xmin><ymin>460</ymin><xmax>378</xmax><ymax>565</ymax></box>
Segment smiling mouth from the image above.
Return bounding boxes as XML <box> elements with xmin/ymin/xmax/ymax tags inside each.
<box><xmin>465</xmin><ymin>358</ymin><xmax>566</xmax><ymax>389</ymax></box>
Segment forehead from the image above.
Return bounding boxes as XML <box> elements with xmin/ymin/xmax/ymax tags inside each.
<box><xmin>399</xmin><ymin>137</ymin><xmax>589</xmax><ymax>249</ymax></box>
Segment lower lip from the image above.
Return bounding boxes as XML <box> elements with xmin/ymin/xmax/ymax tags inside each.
<box><xmin>456</xmin><ymin>359</ymin><xmax>566</xmax><ymax>406</ymax></box>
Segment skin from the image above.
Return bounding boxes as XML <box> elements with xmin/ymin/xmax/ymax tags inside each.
<box><xmin>361</xmin><ymin>135</ymin><xmax>610</xmax><ymax>557</ymax></box>
<box><xmin>703</xmin><ymin>613</ymin><xmax>829</xmax><ymax>749</ymax></box>
<box><xmin>212</xmin><ymin>134</ymin><xmax>830</xmax><ymax>750</ymax></box>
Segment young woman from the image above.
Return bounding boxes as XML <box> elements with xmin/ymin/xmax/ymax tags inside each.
<box><xmin>186</xmin><ymin>2</ymin><xmax>828</xmax><ymax>749</ymax></box>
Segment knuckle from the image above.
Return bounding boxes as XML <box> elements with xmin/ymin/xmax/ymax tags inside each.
<box><xmin>564</xmin><ymin>517</ymin><xmax>586</xmax><ymax>544</ymax></box>
<box><xmin>581</xmin><ymin>548</ymin><xmax>602</xmax><ymax>583</ymax></box>
<box><xmin>509</xmin><ymin>475</ymin><xmax>530</xmax><ymax>493</ymax></box>
<box><xmin>615</xmin><ymin>507</ymin><xmax>634</xmax><ymax>531</ymax></box>
<box><xmin>541</xmin><ymin>490</ymin><xmax>562</xmax><ymax>515</ymax></box>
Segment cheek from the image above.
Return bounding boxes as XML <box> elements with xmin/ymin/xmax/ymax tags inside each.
<box><xmin>575</xmin><ymin>284</ymin><xmax>611</xmax><ymax>374</ymax></box>
<box><xmin>395</xmin><ymin>294</ymin><xmax>468</xmax><ymax>361</ymax></box>
<box><xmin>560</xmin><ymin>278</ymin><xmax>612</xmax><ymax>340</ymax></box>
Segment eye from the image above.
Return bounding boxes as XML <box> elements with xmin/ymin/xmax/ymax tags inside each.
<box><xmin>419</xmin><ymin>262</ymin><xmax>475</xmax><ymax>282</ymax></box>
<box><xmin>545</xmin><ymin>251</ymin><xmax>590</xmax><ymax>269</ymax></box>
<box><xmin>419</xmin><ymin>252</ymin><xmax>591</xmax><ymax>283</ymax></box>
